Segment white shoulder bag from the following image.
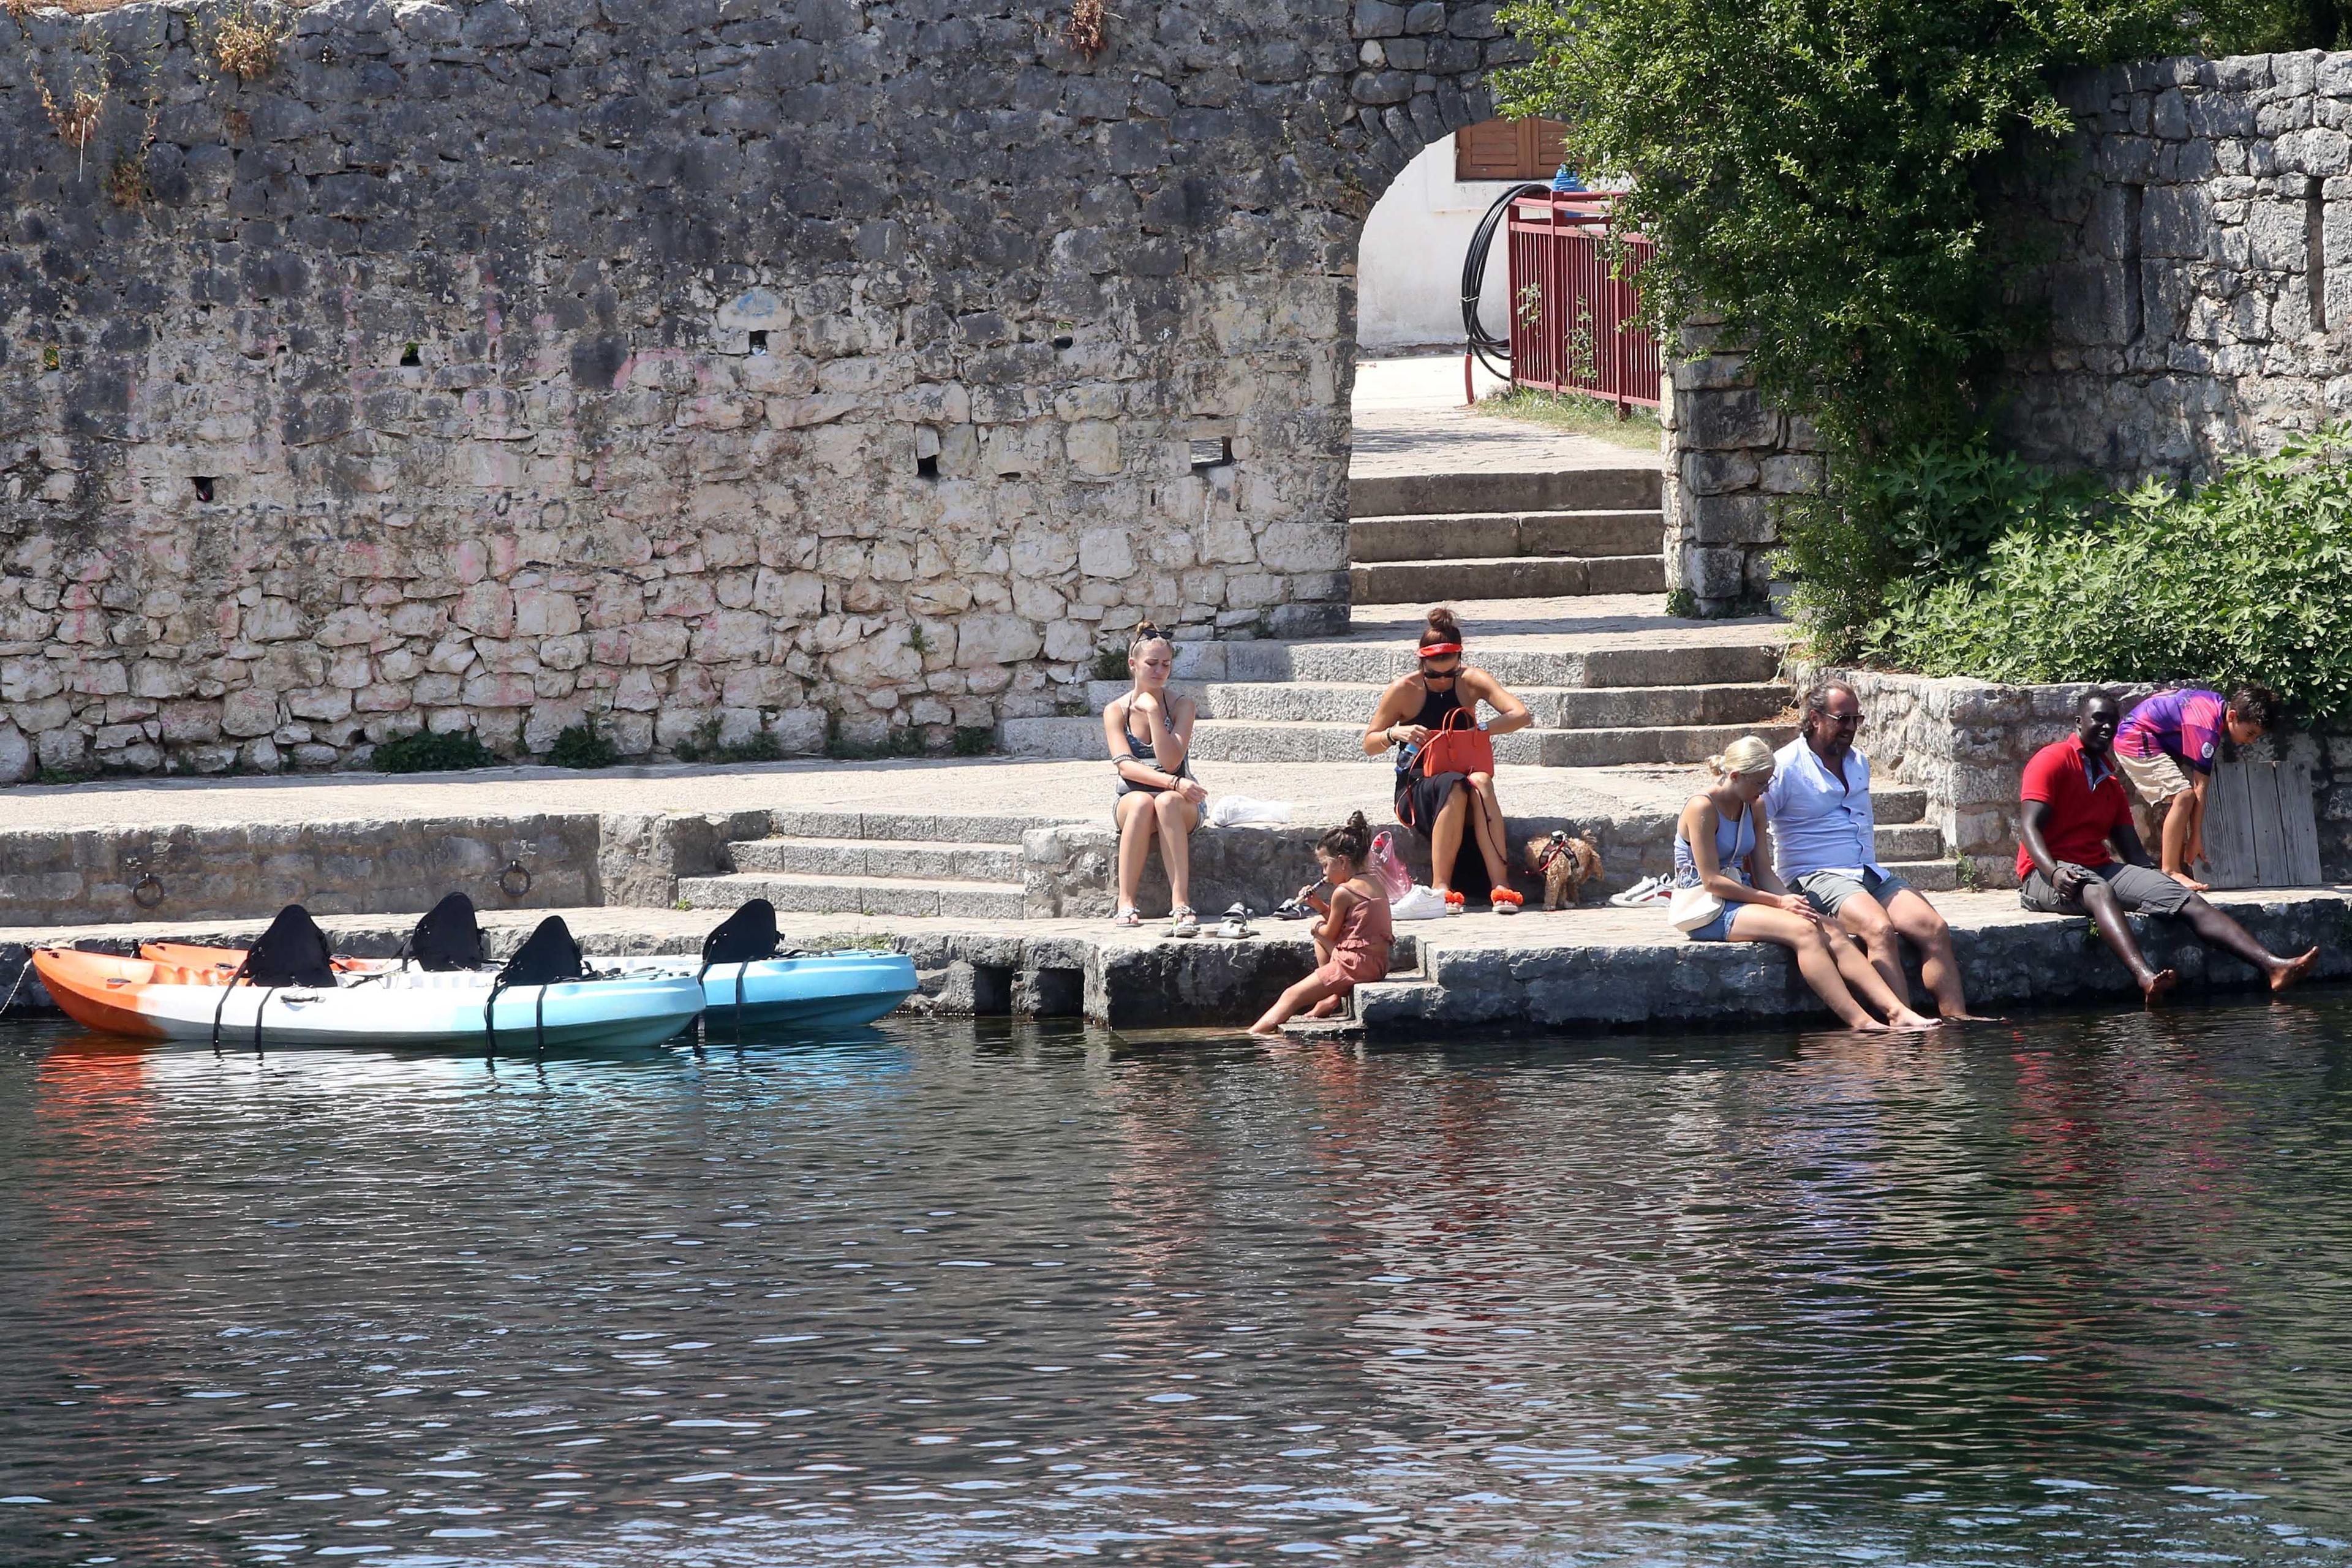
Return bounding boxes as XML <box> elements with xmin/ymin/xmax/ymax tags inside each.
<box><xmin>1667</xmin><ymin>883</ymin><xmax>1725</xmax><ymax>932</ymax></box>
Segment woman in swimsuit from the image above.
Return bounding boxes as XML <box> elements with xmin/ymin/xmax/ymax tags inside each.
<box><xmin>1360</xmin><ymin>606</ymin><xmax>1529</xmax><ymax>908</ymax></box>
<box><xmin>1102</xmin><ymin>622</ymin><xmax>1208</xmax><ymax>933</ymax></box>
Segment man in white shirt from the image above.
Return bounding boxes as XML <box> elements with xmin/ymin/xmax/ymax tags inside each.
<box><xmin>1764</xmin><ymin>681</ymin><xmax>1988</xmax><ymax>1022</ymax></box>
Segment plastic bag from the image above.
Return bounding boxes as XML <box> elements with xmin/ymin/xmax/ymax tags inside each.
<box><xmin>1207</xmin><ymin>794</ymin><xmax>1292</xmax><ymax>827</ymax></box>
<box><xmin>1367</xmin><ymin>831</ymin><xmax>1414</xmax><ymax>900</ymax></box>
<box><xmin>1389</xmin><ymin>884</ymin><xmax>1451</xmax><ymax>921</ymax></box>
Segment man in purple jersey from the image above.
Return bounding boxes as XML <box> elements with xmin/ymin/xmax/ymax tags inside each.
<box><xmin>2114</xmin><ymin>684</ymin><xmax>2277</xmax><ymax>889</ymax></box>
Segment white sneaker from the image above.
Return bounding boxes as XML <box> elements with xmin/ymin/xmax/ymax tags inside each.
<box><xmin>1607</xmin><ymin>875</ymin><xmax>1670</xmax><ymax>908</ymax></box>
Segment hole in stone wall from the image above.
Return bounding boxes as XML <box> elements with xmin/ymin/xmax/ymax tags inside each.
<box><xmin>2310</xmin><ymin>176</ymin><xmax>2328</xmax><ymax>334</ymax></box>
<box><xmin>1052</xmin><ymin>331</ymin><xmax>1075</xmax><ymax>350</ymax></box>
<box><xmin>191</xmin><ymin>477</ymin><xmax>216</xmax><ymax>503</ymax></box>
<box><xmin>1189</xmin><ymin>436</ymin><xmax>1233</xmax><ymax>470</ymax></box>
<box><xmin>970</xmin><ymin>963</ymin><xmax>1014</xmax><ymax>1016</ymax></box>
<box><xmin>1023</xmin><ymin>966</ymin><xmax>1084</xmax><ymax>1019</ymax></box>
<box><xmin>2122</xmin><ymin>183</ymin><xmax>2145</xmax><ymax>345</ymax></box>
<box><xmin>748</xmin><ymin>330</ymin><xmax>769</xmax><ymax>354</ymax></box>
<box><xmin>400</xmin><ymin>341</ymin><xmax>421</xmax><ymax>366</ymax></box>
<box><xmin>916</xmin><ymin>453</ymin><xmax>939</xmax><ymax>480</ymax></box>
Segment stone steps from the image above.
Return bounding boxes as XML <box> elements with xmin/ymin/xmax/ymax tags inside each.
<box><xmin>1350</xmin><ymin>510</ymin><xmax>1662</xmax><ymax>562</ymax></box>
<box><xmin>1350</xmin><ymin>468</ymin><xmax>1660</xmax><ymax>517</ymax></box>
<box><xmin>679</xmin><ymin>870</ymin><xmax>1025</xmax><ymax>920</ymax></box>
<box><xmin>1352</xmin><ymin>553</ymin><xmax>1664</xmax><ymax>603</ymax></box>
<box><xmin>1174</xmin><ymin>637</ymin><xmax>1786</xmax><ymax>691</ymax></box>
<box><xmin>730</xmin><ymin>837</ymin><xmax>1023</xmax><ymax>881</ymax></box>
<box><xmin>768</xmin><ymin>810</ymin><xmax>1050</xmax><ymax>845</ymax></box>
<box><xmin>1003</xmin><ymin>715</ymin><xmax>1801</xmax><ymax>768</ymax></box>
<box><xmin>1082</xmin><ymin>678</ymin><xmax>1791</xmax><ymax>730</ymax></box>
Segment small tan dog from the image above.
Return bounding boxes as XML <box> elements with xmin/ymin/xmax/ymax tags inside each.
<box><xmin>1526</xmin><ymin>829</ymin><xmax>1604</xmax><ymax>910</ymax></box>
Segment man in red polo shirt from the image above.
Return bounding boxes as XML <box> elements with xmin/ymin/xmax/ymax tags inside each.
<box><xmin>2018</xmin><ymin>690</ymin><xmax>2318</xmax><ymax>1003</ymax></box>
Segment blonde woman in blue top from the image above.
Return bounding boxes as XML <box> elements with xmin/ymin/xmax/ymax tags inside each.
<box><xmin>1675</xmin><ymin>736</ymin><xmax>1939</xmax><ymax>1032</ymax></box>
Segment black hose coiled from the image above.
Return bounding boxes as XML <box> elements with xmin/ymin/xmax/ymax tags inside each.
<box><xmin>1463</xmin><ymin>182</ymin><xmax>1549</xmax><ymax>380</ymax></box>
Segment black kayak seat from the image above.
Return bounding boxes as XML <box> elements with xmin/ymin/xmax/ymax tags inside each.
<box><xmin>499</xmin><ymin>916</ymin><xmax>587</xmax><ymax>987</ymax></box>
<box><xmin>700</xmin><ymin>899</ymin><xmax>783</xmax><ymax>971</ymax></box>
<box><xmin>407</xmin><ymin>891</ymin><xmax>486</xmax><ymax>972</ymax></box>
<box><xmin>243</xmin><ymin>904</ymin><xmax>339</xmax><ymax>988</ymax></box>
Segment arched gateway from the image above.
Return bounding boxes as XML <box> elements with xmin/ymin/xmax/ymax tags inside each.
<box><xmin>0</xmin><ymin>0</ymin><xmax>1516</xmax><ymax>775</ymax></box>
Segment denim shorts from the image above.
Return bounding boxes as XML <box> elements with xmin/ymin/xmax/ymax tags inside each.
<box><xmin>1681</xmin><ymin>902</ymin><xmax>1740</xmax><ymax>943</ymax></box>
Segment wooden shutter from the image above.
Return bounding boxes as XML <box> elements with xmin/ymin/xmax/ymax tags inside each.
<box><xmin>1454</xmin><ymin>117</ymin><xmax>1572</xmax><ymax>181</ymax></box>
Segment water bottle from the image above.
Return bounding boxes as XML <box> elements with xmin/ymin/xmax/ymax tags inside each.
<box><xmin>1396</xmin><ymin>738</ymin><xmax>1420</xmax><ymax>774</ymax></box>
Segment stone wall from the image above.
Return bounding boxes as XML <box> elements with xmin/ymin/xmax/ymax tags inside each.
<box><xmin>0</xmin><ymin>796</ymin><xmax>771</xmax><ymax>923</ymax></box>
<box><xmin>0</xmin><ymin>0</ymin><xmax>1520</xmax><ymax>779</ymax></box>
<box><xmin>1659</xmin><ymin>320</ymin><xmax>1820</xmax><ymax>613</ymax></box>
<box><xmin>2000</xmin><ymin>51</ymin><xmax>2352</xmax><ymax>481</ymax></box>
<box><xmin>1826</xmin><ymin>668</ymin><xmax>2352</xmax><ymax>886</ymax></box>
<box><xmin>1664</xmin><ymin>48</ymin><xmax>2352</xmax><ymax>606</ymax></box>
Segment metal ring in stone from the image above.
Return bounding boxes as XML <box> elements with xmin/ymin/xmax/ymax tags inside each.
<box><xmin>132</xmin><ymin>873</ymin><xmax>165</xmax><ymax>910</ymax></box>
<box><xmin>498</xmin><ymin>861</ymin><xmax>532</xmax><ymax>898</ymax></box>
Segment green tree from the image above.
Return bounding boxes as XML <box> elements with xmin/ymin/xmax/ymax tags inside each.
<box><xmin>1493</xmin><ymin>0</ymin><xmax>2188</xmax><ymax>455</ymax></box>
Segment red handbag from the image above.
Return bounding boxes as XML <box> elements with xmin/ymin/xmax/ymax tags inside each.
<box><xmin>1419</xmin><ymin>706</ymin><xmax>1494</xmax><ymax>778</ymax></box>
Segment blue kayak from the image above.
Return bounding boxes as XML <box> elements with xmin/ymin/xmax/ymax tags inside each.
<box><xmin>592</xmin><ymin>950</ymin><xmax>918</xmax><ymax>1030</ymax></box>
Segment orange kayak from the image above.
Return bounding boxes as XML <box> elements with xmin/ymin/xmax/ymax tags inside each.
<box><xmin>32</xmin><ymin>949</ymin><xmax>235</xmax><ymax>1040</ymax></box>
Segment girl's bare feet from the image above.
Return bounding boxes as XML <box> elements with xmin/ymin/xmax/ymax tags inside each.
<box><xmin>1246</xmin><ymin>1022</ymin><xmax>1281</xmax><ymax>1037</ymax></box>
<box><xmin>2272</xmin><ymin>947</ymin><xmax>2320</xmax><ymax>992</ymax></box>
<box><xmin>1307</xmin><ymin>995</ymin><xmax>1344</xmax><ymax>1018</ymax></box>
<box><xmin>2142</xmin><ymin>967</ymin><xmax>2179</xmax><ymax>1005</ymax></box>
<box><xmin>1892</xmin><ymin>1011</ymin><xmax>1943</xmax><ymax>1031</ymax></box>
<box><xmin>2167</xmin><ymin>870</ymin><xmax>2210</xmax><ymax>891</ymax></box>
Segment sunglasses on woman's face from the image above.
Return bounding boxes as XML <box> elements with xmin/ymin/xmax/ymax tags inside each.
<box><xmin>1420</xmin><ymin>657</ymin><xmax>1460</xmax><ymax>677</ymax></box>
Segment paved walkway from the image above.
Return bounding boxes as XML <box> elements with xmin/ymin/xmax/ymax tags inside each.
<box><xmin>0</xmin><ymin>754</ymin><xmax>1703</xmax><ymax>840</ymax></box>
<box><xmin>1351</xmin><ymin>354</ymin><xmax>1653</xmax><ymax>478</ymax></box>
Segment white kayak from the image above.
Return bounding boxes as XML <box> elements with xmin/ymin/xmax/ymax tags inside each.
<box><xmin>589</xmin><ymin>951</ymin><xmax>918</xmax><ymax>1030</ymax></box>
<box><xmin>37</xmin><ymin>948</ymin><xmax>705</xmax><ymax>1050</ymax></box>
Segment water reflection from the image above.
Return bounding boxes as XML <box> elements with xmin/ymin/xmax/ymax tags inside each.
<box><xmin>2</xmin><ymin>1000</ymin><xmax>2351</xmax><ymax>1562</ymax></box>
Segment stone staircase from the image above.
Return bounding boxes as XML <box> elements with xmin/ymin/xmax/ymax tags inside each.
<box><xmin>677</xmin><ymin>810</ymin><xmax>1045</xmax><ymax>919</ymax></box>
<box><xmin>998</xmin><ymin>631</ymin><xmax>1800</xmax><ymax>769</ymax></box>
<box><xmin>1349</xmin><ymin>467</ymin><xmax>1665</xmax><ymax>604</ymax></box>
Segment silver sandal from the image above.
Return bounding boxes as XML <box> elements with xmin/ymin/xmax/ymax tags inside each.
<box><xmin>1169</xmin><ymin>905</ymin><xmax>1200</xmax><ymax>938</ymax></box>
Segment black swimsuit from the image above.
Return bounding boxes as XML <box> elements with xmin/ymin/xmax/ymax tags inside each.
<box><xmin>1393</xmin><ymin>680</ymin><xmax>1491</xmax><ymax>900</ymax></box>
<box><xmin>1113</xmin><ymin>717</ymin><xmax>1197</xmax><ymax>829</ymax></box>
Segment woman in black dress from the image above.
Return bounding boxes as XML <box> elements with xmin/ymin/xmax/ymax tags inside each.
<box><xmin>1360</xmin><ymin>607</ymin><xmax>1531</xmax><ymax>908</ymax></box>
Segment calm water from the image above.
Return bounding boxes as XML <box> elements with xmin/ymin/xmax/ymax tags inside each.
<box><xmin>7</xmin><ymin>999</ymin><xmax>2352</xmax><ymax>1567</ymax></box>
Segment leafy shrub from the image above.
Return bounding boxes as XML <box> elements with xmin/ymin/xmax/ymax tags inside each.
<box><xmin>1092</xmin><ymin>646</ymin><xmax>1129</xmax><ymax>682</ymax></box>
<box><xmin>373</xmin><ymin>731</ymin><xmax>499</xmax><ymax>774</ymax></box>
<box><xmin>1871</xmin><ymin>428</ymin><xmax>2352</xmax><ymax>722</ymax></box>
<box><xmin>546</xmin><ymin>718</ymin><xmax>619</xmax><ymax>769</ymax></box>
<box><xmin>1776</xmin><ymin>433</ymin><xmax>2106</xmax><ymax>662</ymax></box>
<box><xmin>951</xmin><ymin>725</ymin><xmax>994</xmax><ymax>756</ymax></box>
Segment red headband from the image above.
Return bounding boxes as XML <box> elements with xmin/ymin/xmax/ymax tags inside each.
<box><xmin>1417</xmin><ymin>641</ymin><xmax>1462</xmax><ymax>657</ymax></box>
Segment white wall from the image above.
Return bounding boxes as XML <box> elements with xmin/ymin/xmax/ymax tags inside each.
<box><xmin>1356</xmin><ymin>134</ymin><xmax>1518</xmax><ymax>353</ymax></box>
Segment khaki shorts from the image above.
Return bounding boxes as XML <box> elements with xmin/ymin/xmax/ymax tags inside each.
<box><xmin>2115</xmin><ymin>747</ymin><xmax>2193</xmax><ymax>805</ymax></box>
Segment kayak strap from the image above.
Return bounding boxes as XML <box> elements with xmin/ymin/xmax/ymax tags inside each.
<box><xmin>209</xmin><ymin>955</ymin><xmax>253</xmax><ymax>1051</ymax></box>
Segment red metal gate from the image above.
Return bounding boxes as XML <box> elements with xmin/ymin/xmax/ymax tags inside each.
<box><xmin>1506</xmin><ymin>192</ymin><xmax>1660</xmax><ymax>412</ymax></box>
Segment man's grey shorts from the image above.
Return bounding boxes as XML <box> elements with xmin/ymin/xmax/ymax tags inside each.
<box><xmin>2019</xmin><ymin>861</ymin><xmax>2194</xmax><ymax>917</ymax></box>
<box><xmin>1790</xmin><ymin>867</ymin><xmax>1912</xmax><ymax>918</ymax></box>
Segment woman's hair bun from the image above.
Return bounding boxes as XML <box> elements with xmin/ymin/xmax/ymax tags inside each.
<box><xmin>1128</xmin><ymin>620</ymin><xmax>1169</xmax><ymax>651</ymax></box>
<box><xmin>1423</xmin><ymin>606</ymin><xmax>1462</xmax><ymax>643</ymax></box>
<box><xmin>1705</xmin><ymin>734</ymin><xmax>1777</xmax><ymax>779</ymax></box>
